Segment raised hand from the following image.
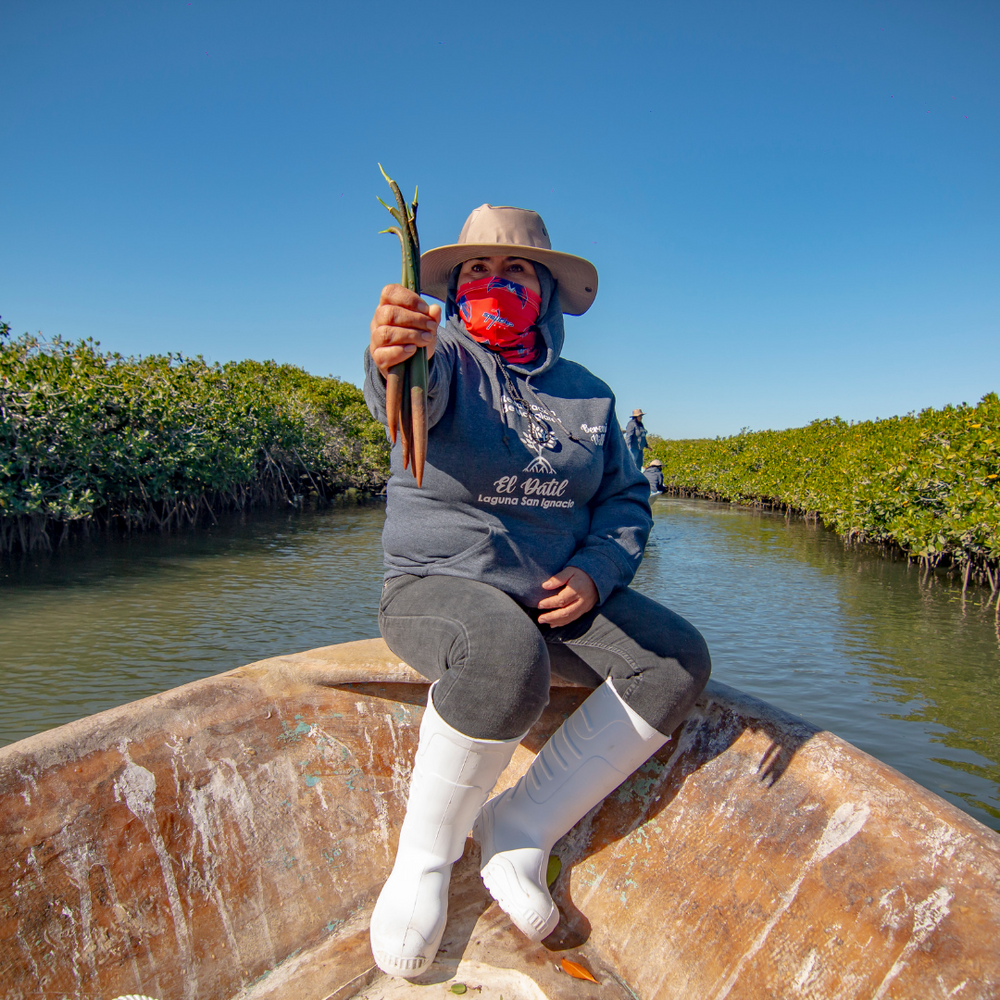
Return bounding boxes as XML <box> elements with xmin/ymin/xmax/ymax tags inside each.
<box><xmin>369</xmin><ymin>284</ymin><xmax>440</xmax><ymax>377</ymax></box>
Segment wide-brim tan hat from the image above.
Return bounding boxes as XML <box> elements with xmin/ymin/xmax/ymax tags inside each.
<box><xmin>420</xmin><ymin>204</ymin><xmax>598</xmax><ymax>315</ymax></box>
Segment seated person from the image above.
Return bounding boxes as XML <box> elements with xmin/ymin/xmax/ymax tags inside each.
<box><xmin>643</xmin><ymin>458</ymin><xmax>664</xmax><ymax>495</ymax></box>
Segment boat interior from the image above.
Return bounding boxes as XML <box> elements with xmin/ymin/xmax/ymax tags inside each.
<box><xmin>2</xmin><ymin>638</ymin><xmax>998</xmax><ymax>999</ymax></box>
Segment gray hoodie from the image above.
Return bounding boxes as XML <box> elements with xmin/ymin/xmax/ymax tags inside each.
<box><xmin>363</xmin><ymin>270</ymin><xmax>651</xmax><ymax>607</ymax></box>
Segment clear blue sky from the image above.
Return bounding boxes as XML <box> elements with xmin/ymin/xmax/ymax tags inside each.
<box><xmin>3</xmin><ymin>0</ymin><xmax>997</xmax><ymax>439</ymax></box>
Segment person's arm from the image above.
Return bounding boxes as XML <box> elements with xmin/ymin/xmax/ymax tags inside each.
<box><xmin>564</xmin><ymin>411</ymin><xmax>653</xmax><ymax>604</ymax></box>
<box><xmin>622</xmin><ymin>419</ymin><xmax>635</xmax><ymax>448</ymax></box>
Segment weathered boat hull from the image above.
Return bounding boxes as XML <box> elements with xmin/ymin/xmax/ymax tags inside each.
<box><xmin>1</xmin><ymin>638</ymin><xmax>998</xmax><ymax>1000</ymax></box>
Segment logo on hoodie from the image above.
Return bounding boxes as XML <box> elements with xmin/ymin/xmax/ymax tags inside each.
<box><xmin>500</xmin><ymin>393</ymin><xmax>561</xmax><ymax>474</ymax></box>
<box><xmin>477</xmin><ymin>393</ymin><xmax>580</xmax><ymax>514</ymax></box>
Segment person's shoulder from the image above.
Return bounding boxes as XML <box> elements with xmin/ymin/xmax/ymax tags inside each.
<box><xmin>545</xmin><ymin>357</ymin><xmax>615</xmax><ymax>400</ymax></box>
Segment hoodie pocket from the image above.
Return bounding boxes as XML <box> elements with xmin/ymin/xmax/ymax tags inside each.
<box><xmin>382</xmin><ymin>517</ymin><xmax>496</xmax><ymax>572</ymax></box>
<box><xmin>431</xmin><ymin>526</ymin><xmax>496</xmax><ymax>567</ymax></box>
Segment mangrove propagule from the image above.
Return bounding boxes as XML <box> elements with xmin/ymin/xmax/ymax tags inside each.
<box><xmin>378</xmin><ymin>164</ymin><xmax>427</xmax><ymax>487</ymax></box>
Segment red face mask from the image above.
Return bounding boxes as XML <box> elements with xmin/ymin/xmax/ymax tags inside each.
<box><xmin>456</xmin><ymin>276</ymin><xmax>543</xmax><ymax>364</ymax></box>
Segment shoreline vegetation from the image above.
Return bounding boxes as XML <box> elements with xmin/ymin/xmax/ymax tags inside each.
<box><xmin>0</xmin><ymin>330</ymin><xmax>390</xmax><ymax>556</ymax></box>
<box><xmin>647</xmin><ymin>392</ymin><xmax>1000</xmax><ymax>597</ymax></box>
<box><xmin>4</xmin><ymin>322</ymin><xmax>998</xmax><ymax>594</ymax></box>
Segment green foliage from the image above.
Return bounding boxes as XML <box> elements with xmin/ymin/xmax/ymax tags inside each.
<box><xmin>647</xmin><ymin>395</ymin><xmax>1000</xmax><ymax>581</ymax></box>
<box><xmin>0</xmin><ymin>333</ymin><xmax>389</xmax><ymax>553</ymax></box>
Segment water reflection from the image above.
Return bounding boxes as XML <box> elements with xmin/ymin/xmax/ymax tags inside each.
<box><xmin>1</xmin><ymin>496</ymin><xmax>997</xmax><ymax>831</ymax></box>
<box><xmin>0</xmin><ymin>501</ymin><xmax>385</xmax><ymax>746</ymax></box>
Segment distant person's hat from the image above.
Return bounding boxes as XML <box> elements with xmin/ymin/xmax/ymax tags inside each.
<box><xmin>420</xmin><ymin>205</ymin><xmax>599</xmax><ymax>315</ymax></box>
<box><xmin>649</xmin><ymin>459</ymin><xmax>662</xmax><ymax>467</ymax></box>
<box><xmin>632</xmin><ymin>408</ymin><xmax>644</xmax><ymax>417</ymax></box>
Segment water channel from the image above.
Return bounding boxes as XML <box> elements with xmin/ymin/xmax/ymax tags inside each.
<box><xmin>1</xmin><ymin>496</ymin><xmax>998</xmax><ymax>832</ymax></box>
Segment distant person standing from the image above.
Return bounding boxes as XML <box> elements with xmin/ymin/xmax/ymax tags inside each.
<box><xmin>643</xmin><ymin>458</ymin><xmax>664</xmax><ymax>495</ymax></box>
<box><xmin>624</xmin><ymin>408</ymin><xmax>647</xmax><ymax>469</ymax></box>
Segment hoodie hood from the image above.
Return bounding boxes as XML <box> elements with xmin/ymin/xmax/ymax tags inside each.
<box><xmin>445</xmin><ymin>262</ymin><xmax>565</xmax><ymax>378</ymax></box>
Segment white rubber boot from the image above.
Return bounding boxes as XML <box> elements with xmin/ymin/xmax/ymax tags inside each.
<box><xmin>369</xmin><ymin>687</ymin><xmax>522</xmax><ymax>978</ymax></box>
<box><xmin>474</xmin><ymin>679</ymin><xmax>667</xmax><ymax>942</ymax></box>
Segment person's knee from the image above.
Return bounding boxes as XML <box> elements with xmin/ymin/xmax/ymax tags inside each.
<box><xmin>599</xmin><ymin>590</ymin><xmax>711</xmax><ymax>731</ymax></box>
<box><xmin>649</xmin><ymin>615</ymin><xmax>711</xmax><ymax>713</ymax></box>
<box><xmin>603</xmin><ymin>589</ymin><xmax>711</xmax><ymax>686</ymax></box>
<box><xmin>682</xmin><ymin>626</ymin><xmax>712</xmax><ymax>695</ymax></box>
<box><xmin>635</xmin><ymin>636</ymin><xmax>710</xmax><ymax>736</ymax></box>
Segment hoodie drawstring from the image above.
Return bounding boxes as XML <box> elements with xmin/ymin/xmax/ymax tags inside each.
<box><xmin>494</xmin><ymin>356</ymin><xmax>582</xmax><ymax>450</ymax></box>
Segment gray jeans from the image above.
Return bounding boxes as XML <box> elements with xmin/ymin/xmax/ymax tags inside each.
<box><xmin>379</xmin><ymin>574</ymin><xmax>711</xmax><ymax>741</ymax></box>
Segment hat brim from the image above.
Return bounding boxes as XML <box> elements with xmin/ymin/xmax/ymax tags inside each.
<box><xmin>420</xmin><ymin>244</ymin><xmax>598</xmax><ymax>315</ymax></box>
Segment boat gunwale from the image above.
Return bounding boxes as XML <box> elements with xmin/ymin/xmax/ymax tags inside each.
<box><xmin>2</xmin><ymin>637</ymin><xmax>996</xmax><ymax>847</ymax></box>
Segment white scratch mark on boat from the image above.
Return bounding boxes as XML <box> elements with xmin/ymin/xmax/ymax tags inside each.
<box><xmin>921</xmin><ymin>822</ymin><xmax>962</xmax><ymax>868</ymax></box>
<box><xmin>166</xmin><ymin>735</ymin><xmax>186</xmax><ymax>800</ymax></box>
<box><xmin>100</xmin><ymin>864</ymin><xmax>144</xmax><ymax>989</ymax></box>
<box><xmin>114</xmin><ymin>743</ymin><xmax>199</xmax><ymax>1000</ymax></box>
<box><xmin>180</xmin><ymin>754</ymin><xmax>264</xmax><ymax>962</ymax></box>
<box><xmin>360</xmin><ymin>723</ymin><xmax>376</xmax><ymax>774</ymax></box>
<box><xmin>14</xmin><ymin>916</ymin><xmax>43</xmax><ymax>986</ymax></box>
<box><xmin>14</xmin><ymin>847</ymin><xmax>46</xmax><ymax>983</ymax></box>
<box><xmin>937</xmin><ymin>976</ymin><xmax>969</xmax><ymax>1000</ymax></box>
<box><xmin>871</xmin><ymin>886</ymin><xmax>953</xmax><ymax>1000</ymax></box>
<box><xmin>314</xmin><ymin>781</ymin><xmax>330</xmax><ymax>810</ymax></box>
<box><xmin>386</xmin><ymin>711</ymin><xmax>400</xmax><ymax>756</ymax></box>
<box><xmin>368</xmin><ymin>718</ymin><xmax>410</xmax><ymax>851</ymax></box>
<box><xmin>57</xmin><ymin>839</ymin><xmax>99</xmax><ymax>988</ymax></box>
<box><xmin>252</xmin><ymin>868</ymin><xmax>279</xmax><ymax>968</ymax></box>
<box><xmin>371</xmin><ymin>781</ymin><xmax>392</xmax><ymax>851</ymax></box>
<box><xmin>575</xmin><ymin>861</ymin><xmax>608</xmax><ymax>906</ymax></box>
<box><xmin>710</xmin><ymin>801</ymin><xmax>870</xmax><ymax>1000</ymax></box>
<box><xmin>16</xmin><ymin>767</ymin><xmax>37</xmax><ymax>808</ymax></box>
<box><xmin>791</xmin><ymin>948</ymin><xmax>820</xmax><ymax>993</ymax></box>
<box><xmin>59</xmin><ymin>901</ymin><xmax>84</xmax><ymax>996</ymax></box>
<box><xmin>187</xmin><ymin>757</ymin><xmax>256</xmax><ymax>858</ymax></box>
<box><xmin>210</xmin><ymin>882</ymin><xmax>246</xmax><ymax>970</ymax></box>
<box><xmin>812</xmin><ymin>802</ymin><xmax>870</xmax><ymax>862</ymax></box>
<box><xmin>878</xmin><ymin>885</ymin><xmax>910</xmax><ymax>932</ymax></box>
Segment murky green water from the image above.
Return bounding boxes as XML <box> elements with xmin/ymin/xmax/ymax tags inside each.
<box><xmin>2</xmin><ymin>497</ymin><xmax>998</xmax><ymax>831</ymax></box>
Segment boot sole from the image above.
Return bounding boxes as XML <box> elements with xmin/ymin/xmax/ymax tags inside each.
<box><xmin>372</xmin><ymin>949</ymin><xmax>431</xmax><ymax>979</ymax></box>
